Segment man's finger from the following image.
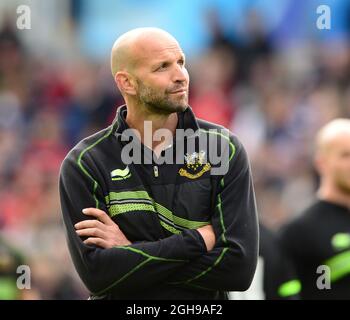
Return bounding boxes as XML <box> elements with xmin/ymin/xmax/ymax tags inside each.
<box><xmin>82</xmin><ymin>208</ymin><xmax>113</xmax><ymax>225</ymax></box>
<box><xmin>76</xmin><ymin>228</ymin><xmax>105</xmax><ymax>239</ymax></box>
<box><xmin>83</xmin><ymin>237</ymin><xmax>108</xmax><ymax>248</ymax></box>
<box><xmin>74</xmin><ymin>219</ymin><xmax>106</xmax><ymax>230</ymax></box>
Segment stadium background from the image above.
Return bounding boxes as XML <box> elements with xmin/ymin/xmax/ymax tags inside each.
<box><xmin>0</xmin><ymin>0</ymin><xmax>350</xmax><ymax>299</ymax></box>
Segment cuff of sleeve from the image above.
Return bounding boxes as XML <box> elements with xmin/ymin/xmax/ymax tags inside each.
<box><xmin>181</xmin><ymin>229</ymin><xmax>207</xmax><ymax>260</ymax></box>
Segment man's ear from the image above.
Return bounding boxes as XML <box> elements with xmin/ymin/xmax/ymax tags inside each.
<box><xmin>314</xmin><ymin>152</ymin><xmax>327</xmax><ymax>176</ymax></box>
<box><xmin>115</xmin><ymin>71</ymin><xmax>137</xmax><ymax>96</ymax></box>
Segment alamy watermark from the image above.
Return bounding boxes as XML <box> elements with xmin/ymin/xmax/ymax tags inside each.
<box><xmin>316</xmin><ymin>5</ymin><xmax>331</xmax><ymax>30</ymax></box>
<box><xmin>16</xmin><ymin>5</ymin><xmax>31</xmax><ymax>30</ymax></box>
<box><xmin>316</xmin><ymin>265</ymin><xmax>331</xmax><ymax>290</ymax></box>
<box><xmin>119</xmin><ymin>122</ymin><xmax>231</xmax><ymax>176</ymax></box>
<box><xmin>16</xmin><ymin>265</ymin><xmax>31</xmax><ymax>290</ymax></box>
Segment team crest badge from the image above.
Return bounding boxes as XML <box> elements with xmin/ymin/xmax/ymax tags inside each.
<box><xmin>178</xmin><ymin>151</ymin><xmax>211</xmax><ymax>179</ymax></box>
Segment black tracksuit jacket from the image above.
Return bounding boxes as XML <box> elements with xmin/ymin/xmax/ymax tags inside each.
<box><xmin>279</xmin><ymin>199</ymin><xmax>350</xmax><ymax>299</ymax></box>
<box><xmin>59</xmin><ymin>105</ymin><xmax>259</xmax><ymax>299</ymax></box>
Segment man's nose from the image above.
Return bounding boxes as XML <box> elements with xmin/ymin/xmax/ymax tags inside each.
<box><xmin>173</xmin><ymin>64</ymin><xmax>187</xmax><ymax>83</ymax></box>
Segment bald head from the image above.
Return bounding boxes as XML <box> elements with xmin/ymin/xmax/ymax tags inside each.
<box><xmin>315</xmin><ymin>119</ymin><xmax>350</xmax><ymax>198</ymax></box>
<box><xmin>111</xmin><ymin>27</ymin><xmax>180</xmax><ymax>76</ymax></box>
<box><xmin>111</xmin><ymin>27</ymin><xmax>189</xmax><ymax>114</ymax></box>
<box><xmin>316</xmin><ymin>118</ymin><xmax>350</xmax><ymax>155</ymax></box>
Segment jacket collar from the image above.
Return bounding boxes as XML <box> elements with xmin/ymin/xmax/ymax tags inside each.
<box><xmin>113</xmin><ymin>104</ymin><xmax>200</xmax><ymax>140</ymax></box>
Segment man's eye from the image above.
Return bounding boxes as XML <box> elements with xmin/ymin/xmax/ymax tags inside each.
<box><xmin>178</xmin><ymin>59</ymin><xmax>185</xmax><ymax>66</ymax></box>
<box><xmin>157</xmin><ymin>63</ymin><xmax>168</xmax><ymax>71</ymax></box>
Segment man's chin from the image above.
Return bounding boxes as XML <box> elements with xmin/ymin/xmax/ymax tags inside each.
<box><xmin>173</xmin><ymin>98</ymin><xmax>189</xmax><ymax>111</ymax></box>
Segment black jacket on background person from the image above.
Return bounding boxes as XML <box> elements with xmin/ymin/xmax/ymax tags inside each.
<box><xmin>229</xmin><ymin>223</ymin><xmax>300</xmax><ymax>300</ymax></box>
<box><xmin>279</xmin><ymin>199</ymin><xmax>350</xmax><ymax>299</ymax></box>
<box><xmin>59</xmin><ymin>105</ymin><xmax>259</xmax><ymax>300</ymax></box>
<box><xmin>259</xmin><ymin>224</ymin><xmax>300</xmax><ymax>300</ymax></box>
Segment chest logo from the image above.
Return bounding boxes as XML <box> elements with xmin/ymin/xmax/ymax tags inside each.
<box><xmin>111</xmin><ymin>166</ymin><xmax>131</xmax><ymax>181</ymax></box>
<box><xmin>179</xmin><ymin>151</ymin><xmax>211</xmax><ymax>179</ymax></box>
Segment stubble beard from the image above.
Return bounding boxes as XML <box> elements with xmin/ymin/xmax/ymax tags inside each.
<box><xmin>136</xmin><ymin>80</ymin><xmax>188</xmax><ymax>115</ymax></box>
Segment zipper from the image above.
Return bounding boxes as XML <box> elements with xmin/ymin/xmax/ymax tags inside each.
<box><xmin>153</xmin><ymin>165</ymin><xmax>159</xmax><ymax>178</ymax></box>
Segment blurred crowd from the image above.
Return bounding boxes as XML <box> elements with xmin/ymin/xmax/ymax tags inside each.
<box><xmin>1</xmin><ymin>4</ymin><xmax>350</xmax><ymax>299</ymax></box>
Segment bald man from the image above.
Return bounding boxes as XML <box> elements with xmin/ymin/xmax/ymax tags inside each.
<box><xmin>280</xmin><ymin>119</ymin><xmax>350</xmax><ymax>299</ymax></box>
<box><xmin>59</xmin><ymin>28</ymin><xmax>258</xmax><ymax>300</ymax></box>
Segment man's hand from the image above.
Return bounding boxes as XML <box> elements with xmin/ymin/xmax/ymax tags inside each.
<box><xmin>74</xmin><ymin>208</ymin><xmax>131</xmax><ymax>249</ymax></box>
<box><xmin>196</xmin><ymin>224</ymin><xmax>216</xmax><ymax>252</ymax></box>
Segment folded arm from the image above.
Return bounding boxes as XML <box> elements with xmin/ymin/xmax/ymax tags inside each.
<box><xmin>59</xmin><ymin>152</ymin><xmax>206</xmax><ymax>296</ymax></box>
<box><xmin>166</xmin><ymin>135</ymin><xmax>259</xmax><ymax>291</ymax></box>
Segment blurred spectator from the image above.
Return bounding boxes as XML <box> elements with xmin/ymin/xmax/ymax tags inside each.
<box><xmin>190</xmin><ymin>47</ymin><xmax>236</xmax><ymax>128</ymax></box>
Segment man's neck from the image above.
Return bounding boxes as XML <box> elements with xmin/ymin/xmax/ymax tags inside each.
<box><xmin>125</xmin><ymin>103</ymin><xmax>178</xmax><ymax>153</ymax></box>
<box><xmin>317</xmin><ymin>185</ymin><xmax>350</xmax><ymax>209</ymax></box>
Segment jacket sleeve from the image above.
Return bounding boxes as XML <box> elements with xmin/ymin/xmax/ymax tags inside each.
<box><xmin>259</xmin><ymin>224</ymin><xmax>301</xmax><ymax>300</ymax></box>
<box><xmin>59</xmin><ymin>149</ymin><xmax>206</xmax><ymax>297</ymax></box>
<box><xmin>167</xmin><ymin>135</ymin><xmax>259</xmax><ymax>291</ymax></box>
